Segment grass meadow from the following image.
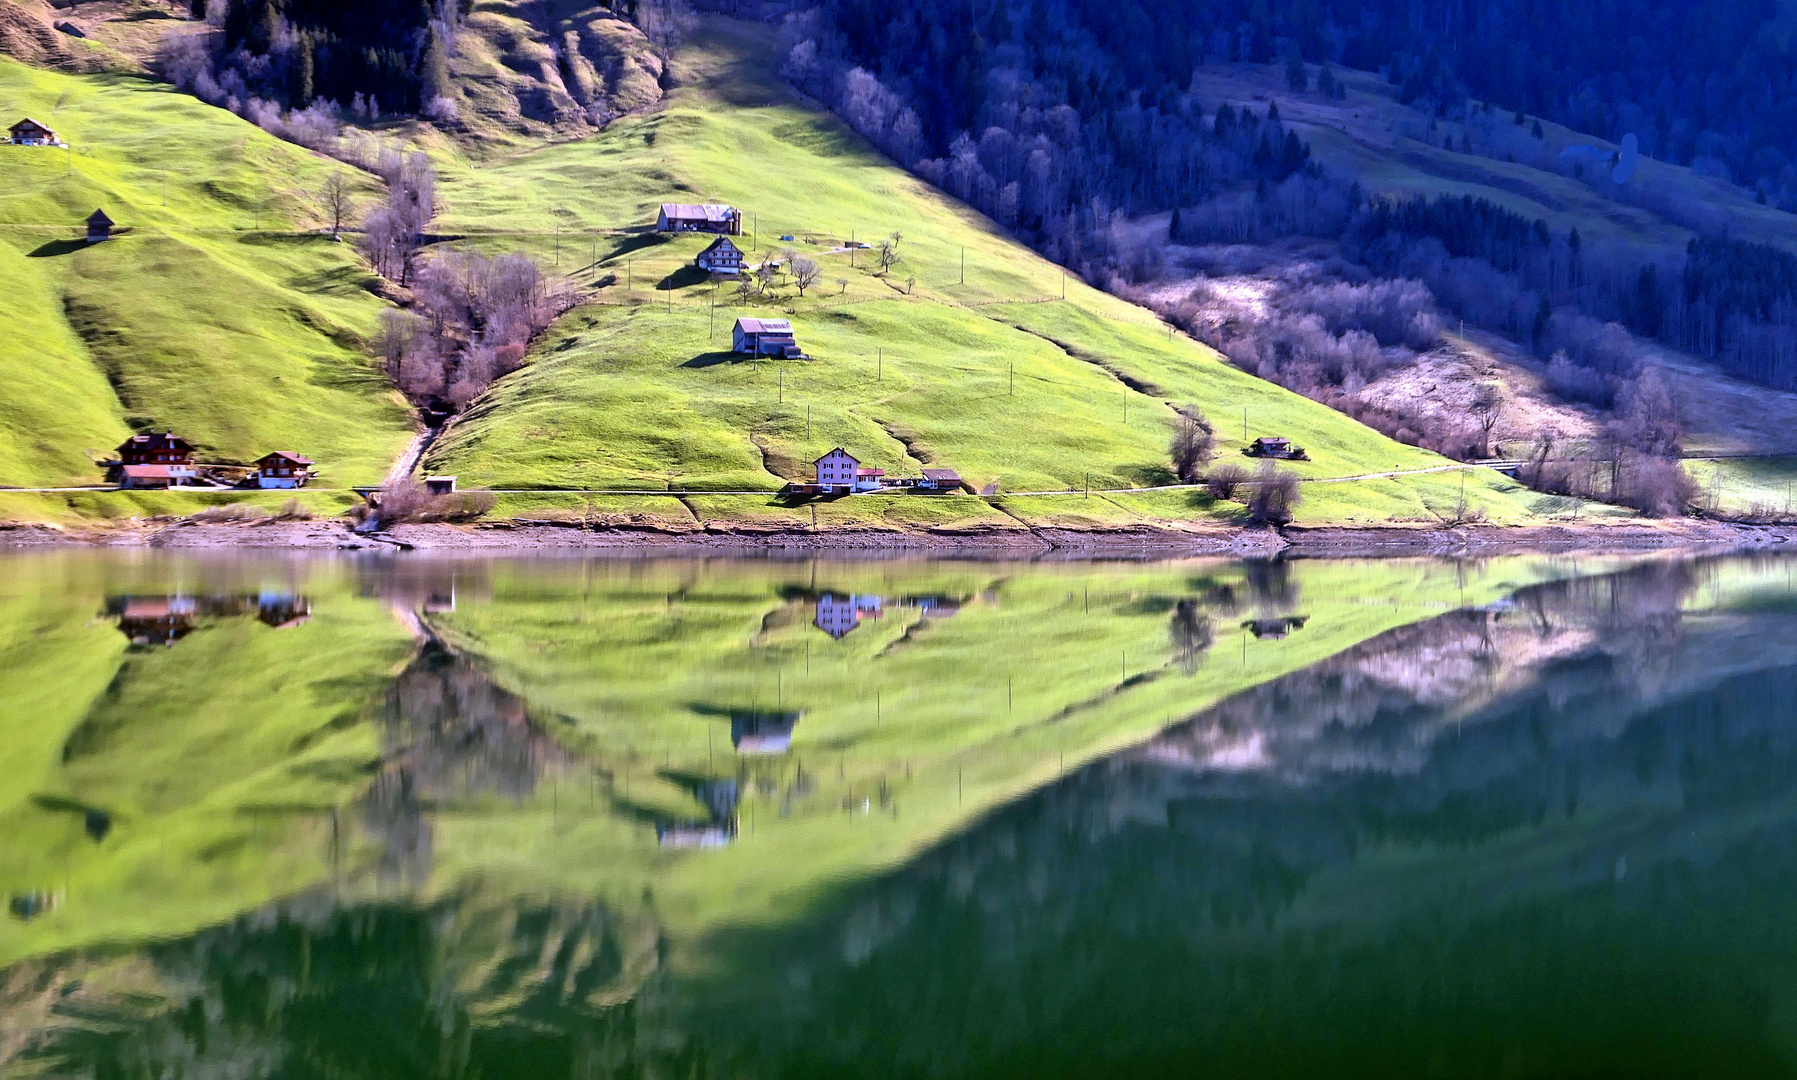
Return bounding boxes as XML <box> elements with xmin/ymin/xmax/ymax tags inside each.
<box><xmin>0</xmin><ymin>59</ymin><xmax>413</xmax><ymax>489</ymax></box>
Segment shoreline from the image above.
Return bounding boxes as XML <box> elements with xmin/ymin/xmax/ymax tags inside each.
<box><xmin>4</xmin><ymin>516</ymin><xmax>1797</xmax><ymax>558</ymax></box>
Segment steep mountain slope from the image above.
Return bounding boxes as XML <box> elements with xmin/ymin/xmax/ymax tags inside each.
<box><xmin>0</xmin><ymin>58</ymin><xmax>414</xmax><ymax>488</ymax></box>
<box><xmin>420</xmin><ymin>19</ymin><xmax>1545</xmax><ymax>528</ymax></box>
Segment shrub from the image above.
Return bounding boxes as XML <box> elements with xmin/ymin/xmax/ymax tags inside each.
<box><xmin>191</xmin><ymin>503</ymin><xmax>268</xmax><ymax>524</ymax></box>
<box><xmin>372</xmin><ymin>480</ymin><xmax>498</xmax><ymax>526</ymax></box>
<box><xmin>1246</xmin><ymin>461</ymin><xmax>1302</xmax><ymax>524</ymax></box>
<box><xmin>1204</xmin><ymin>463</ymin><xmax>1250</xmax><ymax>501</ymax></box>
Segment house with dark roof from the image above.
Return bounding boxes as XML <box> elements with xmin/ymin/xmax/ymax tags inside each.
<box><xmin>8</xmin><ymin>118</ymin><xmax>62</xmax><ymax>146</ymax></box>
<box><xmin>917</xmin><ymin>468</ymin><xmax>964</xmax><ymax>493</ymax></box>
<box><xmin>733</xmin><ymin>317</ymin><xmax>801</xmax><ymax>357</ymax></box>
<box><xmin>695</xmin><ymin>235</ymin><xmax>744</xmax><ymax>276</ymax></box>
<box><xmin>110</xmin><ymin>432</ymin><xmax>195</xmax><ymax>487</ymax></box>
<box><xmin>254</xmin><ymin>451</ymin><xmax>314</xmax><ymax>489</ymax></box>
<box><xmin>1245</xmin><ymin>436</ymin><xmax>1307</xmax><ymax>460</ymax></box>
<box><xmin>86</xmin><ymin>209</ymin><xmax>113</xmax><ymax>244</ymax></box>
<box><xmin>657</xmin><ymin>202</ymin><xmax>741</xmax><ymax>235</ymax></box>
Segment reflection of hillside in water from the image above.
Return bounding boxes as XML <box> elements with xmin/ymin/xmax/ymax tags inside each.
<box><xmin>18</xmin><ymin>558</ymin><xmax>1797</xmax><ymax>1078</ymax></box>
<box><xmin>632</xmin><ymin>560</ymin><xmax>1797</xmax><ymax>1076</ymax></box>
<box><xmin>1</xmin><ymin>889</ymin><xmax>660</xmax><ymax>1080</ymax></box>
<box><xmin>363</xmin><ymin>637</ymin><xmax>572</xmax><ymax>882</ymax></box>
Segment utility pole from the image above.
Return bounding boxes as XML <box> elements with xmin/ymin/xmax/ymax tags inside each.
<box><xmin>807</xmin><ymin>405</ymin><xmax>811</xmax><ymax>438</ymax></box>
<box><xmin>1060</xmin><ymin>271</ymin><xmax>1065</xmax><ymax>299</ymax></box>
<box><xmin>753</xmin><ymin>213</ymin><xmax>758</xmax><ymax>252</ymax></box>
<box><xmin>666</xmin><ymin>283</ymin><xmax>672</xmax><ymax>314</ymax></box>
<box><xmin>779</xmin><ymin>367</ymin><xmax>784</xmax><ymax>403</ymax></box>
<box><xmin>1085</xmin><ymin>472</ymin><xmax>1089</xmax><ymax>499</ymax></box>
<box><xmin>1009</xmin><ymin>360</ymin><xmax>1015</xmax><ymax>395</ymax></box>
<box><xmin>709</xmin><ymin>289</ymin><xmax>716</xmax><ymax>338</ymax></box>
<box><xmin>960</xmin><ymin>246</ymin><xmax>965</xmax><ymax>284</ymax></box>
<box><xmin>877</xmin><ymin>347</ymin><xmax>882</xmax><ymax>381</ymax></box>
<box><xmin>627</xmin><ymin>259</ymin><xmax>632</xmax><ymax>295</ymax></box>
<box><xmin>555</xmin><ymin>221</ymin><xmax>560</xmax><ymax>266</ymax></box>
<box><xmin>1242</xmin><ymin>408</ymin><xmax>1248</xmax><ymax>442</ymax></box>
<box><xmin>850</xmin><ymin>229</ymin><xmax>855</xmax><ymax>267</ymax></box>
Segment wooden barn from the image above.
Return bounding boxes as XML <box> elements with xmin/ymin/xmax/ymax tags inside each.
<box><xmin>917</xmin><ymin>468</ymin><xmax>964</xmax><ymax>493</ymax></box>
<box><xmin>8</xmin><ymin>118</ymin><xmax>61</xmax><ymax>146</ymax></box>
<box><xmin>695</xmin><ymin>235</ymin><xmax>744</xmax><ymax>275</ymax></box>
<box><xmin>86</xmin><ymin>209</ymin><xmax>113</xmax><ymax>244</ymax></box>
<box><xmin>1245</xmin><ymin>436</ymin><xmax>1308</xmax><ymax>460</ymax></box>
<box><xmin>657</xmin><ymin>203</ymin><xmax>741</xmax><ymax>235</ymax></box>
<box><xmin>254</xmin><ymin>451</ymin><xmax>314</xmax><ymax>489</ymax></box>
<box><xmin>733</xmin><ymin>317</ymin><xmax>801</xmax><ymax>357</ymax></box>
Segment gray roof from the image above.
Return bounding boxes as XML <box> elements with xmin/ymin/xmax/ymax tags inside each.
<box><xmin>661</xmin><ymin>202</ymin><xmax>737</xmax><ymax>223</ymax></box>
<box><xmin>735</xmin><ymin>317</ymin><xmax>794</xmax><ymax>334</ymax></box>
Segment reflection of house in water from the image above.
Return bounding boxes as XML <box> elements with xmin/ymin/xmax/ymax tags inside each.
<box><xmin>109</xmin><ymin>596</ymin><xmax>199</xmax><ymax>647</ymax></box>
<box><xmin>732</xmin><ymin>710</ymin><xmax>802</xmax><ymax>754</ymax></box>
<box><xmin>8</xmin><ymin>890</ymin><xmax>62</xmax><ymax>921</ymax></box>
<box><xmin>105</xmin><ymin>593</ymin><xmax>313</xmax><ymax>647</ymax></box>
<box><xmin>657</xmin><ymin>777</ymin><xmax>741</xmax><ymax>848</ymax></box>
<box><xmin>1243</xmin><ymin>615</ymin><xmax>1308</xmax><ymax>640</ymax></box>
<box><xmin>255</xmin><ymin>592</ymin><xmax>311</xmax><ymax>629</ymax></box>
<box><xmin>815</xmin><ymin>593</ymin><xmax>884</xmax><ymax>638</ymax></box>
<box><xmin>813</xmin><ymin>592</ymin><xmax>962</xmax><ymax>639</ymax></box>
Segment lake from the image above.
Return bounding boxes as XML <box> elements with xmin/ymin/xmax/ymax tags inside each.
<box><xmin>4</xmin><ymin>549</ymin><xmax>1797</xmax><ymax>1077</ymax></box>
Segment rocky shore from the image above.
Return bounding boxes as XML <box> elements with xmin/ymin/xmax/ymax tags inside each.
<box><xmin>5</xmin><ymin>515</ymin><xmax>1796</xmax><ymax>558</ymax></box>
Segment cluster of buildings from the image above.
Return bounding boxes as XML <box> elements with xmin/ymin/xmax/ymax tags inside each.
<box><xmin>655</xmin><ymin>202</ymin><xmax>812</xmax><ymax>359</ymax></box>
<box><xmin>107</xmin><ymin>592</ymin><xmax>312</xmax><ymax>648</ymax></box>
<box><xmin>784</xmin><ymin>447</ymin><xmax>965</xmax><ymax>498</ymax></box>
<box><xmin>813</xmin><ymin>591</ymin><xmax>962</xmax><ymax>639</ymax></box>
<box><xmin>106</xmin><ymin>432</ymin><xmax>315</xmax><ymax>490</ymax></box>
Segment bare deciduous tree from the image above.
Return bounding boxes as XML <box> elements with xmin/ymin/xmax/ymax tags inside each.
<box><xmin>1169</xmin><ymin>405</ymin><xmax>1215</xmax><ymax>483</ymax></box>
<box><xmin>791</xmin><ymin>256</ymin><xmax>821</xmax><ymax>296</ymax></box>
<box><xmin>320</xmin><ymin>172</ymin><xmax>352</xmax><ymax>238</ymax></box>
<box><xmin>1471</xmin><ymin>382</ymin><xmax>1505</xmax><ymax>458</ymax></box>
<box><xmin>876</xmin><ymin>239</ymin><xmax>898</xmax><ymax>273</ymax></box>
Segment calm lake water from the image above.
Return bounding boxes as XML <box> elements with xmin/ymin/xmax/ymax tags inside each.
<box><xmin>5</xmin><ymin>549</ymin><xmax>1797</xmax><ymax>1077</ymax></box>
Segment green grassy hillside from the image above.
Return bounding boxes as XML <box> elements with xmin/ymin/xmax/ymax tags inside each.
<box><xmin>0</xmin><ymin>59</ymin><xmax>413</xmax><ymax>488</ymax></box>
<box><xmin>417</xmin><ymin>19</ymin><xmax>1547</xmax><ymax>528</ymax></box>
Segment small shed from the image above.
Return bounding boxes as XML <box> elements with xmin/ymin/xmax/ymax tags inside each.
<box><xmin>657</xmin><ymin>203</ymin><xmax>741</xmax><ymax>235</ymax></box>
<box><xmin>118</xmin><ymin>465</ymin><xmax>179</xmax><ymax>490</ymax></box>
<box><xmin>1245</xmin><ymin>436</ymin><xmax>1307</xmax><ymax>460</ymax></box>
<box><xmin>814</xmin><ymin>448</ymin><xmax>859</xmax><ymax>491</ymax></box>
<box><xmin>733</xmin><ymin>317</ymin><xmax>801</xmax><ymax>357</ymax></box>
<box><xmin>254</xmin><ymin>451</ymin><xmax>314</xmax><ymax>489</ymax></box>
<box><xmin>854</xmin><ymin>466</ymin><xmax>886</xmax><ymax>493</ymax></box>
<box><xmin>424</xmin><ymin>476</ymin><xmax>457</xmax><ymax>495</ymax></box>
<box><xmin>8</xmin><ymin>118</ymin><xmax>61</xmax><ymax>146</ymax></box>
<box><xmin>695</xmin><ymin>235</ymin><xmax>744</xmax><ymax>276</ymax></box>
<box><xmin>917</xmin><ymin>467</ymin><xmax>964</xmax><ymax>493</ymax></box>
<box><xmin>86</xmin><ymin>209</ymin><xmax>113</xmax><ymax>244</ymax></box>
